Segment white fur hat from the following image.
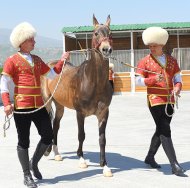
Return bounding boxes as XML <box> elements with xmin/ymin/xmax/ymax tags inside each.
<box><xmin>142</xmin><ymin>27</ymin><xmax>168</xmax><ymax>45</ymax></box>
<box><xmin>10</xmin><ymin>22</ymin><xmax>36</xmax><ymax>48</ymax></box>
<box><xmin>109</xmin><ymin>63</ymin><xmax>114</xmax><ymax>69</ymax></box>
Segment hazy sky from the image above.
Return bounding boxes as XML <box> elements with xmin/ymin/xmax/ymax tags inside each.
<box><xmin>0</xmin><ymin>0</ymin><xmax>189</xmax><ymax>40</ymax></box>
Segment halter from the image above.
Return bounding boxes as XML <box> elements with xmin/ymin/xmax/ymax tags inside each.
<box><xmin>92</xmin><ymin>25</ymin><xmax>113</xmax><ymax>49</ymax></box>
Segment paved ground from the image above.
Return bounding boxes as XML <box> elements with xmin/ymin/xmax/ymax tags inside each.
<box><xmin>0</xmin><ymin>92</ymin><xmax>190</xmax><ymax>188</ymax></box>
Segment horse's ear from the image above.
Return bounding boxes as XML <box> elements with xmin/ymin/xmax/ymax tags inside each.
<box><xmin>93</xmin><ymin>14</ymin><xmax>99</xmax><ymax>27</ymax></box>
<box><xmin>105</xmin><ymin>15</ymin><xmax>111</xmax><ymax>27</ymax></box>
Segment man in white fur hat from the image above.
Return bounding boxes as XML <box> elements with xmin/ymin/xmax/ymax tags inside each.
<box><xmin>135</xmin><ymin>27</ymin><xmax>186</xmax><ymax>176</ymax></box>
<box><xmin>1</xmin><ymin>22</ymin><xmax>70</xmax><ymax>188</ymax></box>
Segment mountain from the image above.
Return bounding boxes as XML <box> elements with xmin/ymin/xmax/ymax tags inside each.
<box><xmin>0</xmin><ymin>28</ymin><xmax>63</xmax><ymax>65</ymax></box>
<box><xmin>0</xmin><ymin>28</ymin><xmax>63</xmax><ymax>47</ymax></box>
<box><xmin>0</xmin><ymin>28</ymin><xmax>11</xmax><ymax>44</ymax></box>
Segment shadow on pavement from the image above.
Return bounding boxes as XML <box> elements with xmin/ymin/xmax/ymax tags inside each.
<box><xmin>38</xmin><ymin>151</ymin><xmax>146</xmax><ymax>185</ymax></box>
<box><xmin>38</xmin><ymin>151</ymin><xmax>190</xmax><ymax>186</ymax></box>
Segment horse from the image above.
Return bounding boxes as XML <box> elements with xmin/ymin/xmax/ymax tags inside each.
<box><xmin>41</xmin><ymin>15</ymin><xmax>113</xmax><ymax>177</ymax></box>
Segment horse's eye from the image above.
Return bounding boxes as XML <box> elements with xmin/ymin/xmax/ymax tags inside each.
<box><xmin>95</xmin><ymin>32</ymin><xmax>98</xmax><ymax>36</ymax></box>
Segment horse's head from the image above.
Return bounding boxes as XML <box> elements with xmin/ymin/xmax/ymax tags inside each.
<box><xmin>92</xmin><ymin>15</ymin><xmax>113</xmax><ymax>58</ymax></box>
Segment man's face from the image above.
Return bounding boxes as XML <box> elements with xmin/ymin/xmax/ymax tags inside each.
<box><xmin>20</xmin><ymin>37</ymin><xmax>35</xmax><ymax>52</ymax></box>
<box><xmin>148</xmin><ymin>43</ymin><xmax>164</xmax><ymax>56</ymax></box>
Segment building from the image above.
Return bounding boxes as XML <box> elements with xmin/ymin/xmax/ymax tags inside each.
<box><xmin>61</xmin><ymin>22</ymin><xmax>190</xmax><ymax>93</ymax></box>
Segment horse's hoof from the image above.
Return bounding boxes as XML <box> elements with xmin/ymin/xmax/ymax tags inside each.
<box><xmin>44</xmin><ymin>151</ymin><xmax>50</xmax><ymax>156</ymax></box>
<box><xmin>54</xmin><ymin>155</ymin><xmax>63</xmax><ymax>161</ymax></box>
<box><xmin>79</xmin><ymin>162</ymin><xmax>88</xmax><ymax>168</ymax></box>
<box><xmin>78</xmin><ymin>157</ymin><xmax>88</xmax><ymax>168</ymax></box>
<box><xmin>103</xmin><ymin>170</ymin><xmax>113</xmax><ymax>177</ymax></box>
<box><xmin>103</xmin><ymin>166</ymin><xmax>113</xmax><ymax>177</ymax></box>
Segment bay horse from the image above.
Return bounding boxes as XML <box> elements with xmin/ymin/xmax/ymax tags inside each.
<box><xmin>41</xmin><ymin>15</ymin><xmax>113</xmax><ymax>177</ymax></box>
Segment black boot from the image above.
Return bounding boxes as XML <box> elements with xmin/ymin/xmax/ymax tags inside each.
<box><xmin>17</xmin><ymin>146</ymin><xmax>37</xmax><ymax>188</ymax></box>
<box><xmin>145</xmin><ymin>133</ymin><xmax>161</xmax><ymax>168</ymax></box>
<box><xmin>160</xmin><ymin>135</ymin><xmax>186</xmax><ymax>176</ymax></box>
<box><xmin>30</xmin><ymin>141</ymin><xmax>49</xmax><ymax>180</ymax></box>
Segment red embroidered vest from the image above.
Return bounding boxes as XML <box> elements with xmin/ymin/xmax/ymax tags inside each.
<box><xmin>136</xmin><ymin>54</ymin><xmax>181</xmax><ymax>106</ymax></box>
<box><xmin>2</xmin><ymin>53</ymin><xmax>50</xmax><ymax>109</ymax></box>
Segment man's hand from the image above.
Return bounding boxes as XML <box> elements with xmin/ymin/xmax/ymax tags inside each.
<box><xmin>61</xmin><ymin>51</ymin><xmax>70</xmax><ymax>62</ymax></box>
<box><xmin>172</xmin><ymin>87</ymin><xmax>181</xmax><ymax>97</ymax></box>
<box><xmin>4</xmin><ymin>104</ymin><xmax>13</xmax><ymax>116</ymax></box>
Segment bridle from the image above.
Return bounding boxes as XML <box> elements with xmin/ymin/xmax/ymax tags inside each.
<box><xmin>92</xmin><ymin>25</ymin><xmax>113</xmax><ymax>49</ymax></box>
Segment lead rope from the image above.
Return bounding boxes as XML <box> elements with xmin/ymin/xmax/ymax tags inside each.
<box><xmin>3</xmin><ymin>115</ymin><xmax>12</xmax><ymax>137</ymax></box>
<box><xmin>165</xmin><ymin>92</ymin><xmax>179</xmax><ymax>117</ymax></box>
<box><xmin>165</xmin><ymin>95</ymin><xmax>175</xmax><ymax>117</ymax></box>
<box><xmin>110</xmin><ymin>57</ymin><xmax>162</xmax><ymax>75</ymax></box>
<box><xmin>2</xmin><ymin>60</ymin><xmax>66</xmax><ymax>137</ymax></box>
<box><xmin>164</xmin><ymin>81</ymin><xmax>180</xmax><ymax>118</ymax></box>
<box><xmin>162</xmin><ymin>69</ymin><xmax>179</xmax><ymax>118</ymax></box>
<box><xmin>175</xmin><ymin>91</ymin><xmax>179</xmax><ymax>109</ymax></box>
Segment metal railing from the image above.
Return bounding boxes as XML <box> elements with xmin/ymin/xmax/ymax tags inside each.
<box><xmin>69</xmin><ymin>48</ymin><xmax>190</xmax><ymax>72</ymax></box>
<box><xmin>172</xmin><ymin>48</ymin><xmax>190</xmax><ymax>70</ymax></box>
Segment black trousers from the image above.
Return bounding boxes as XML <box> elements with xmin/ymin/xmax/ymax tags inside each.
<box><xmin>109</xmin><ymin>80</ymin><xmax>114</xmax><ymax>90</ymax></box>
<box><xmin>14</xmin><ymin>107</ymin><xmax>53</xmax><ymax>149</ymax></box>
<box><xmin>149</xmin><ymin>104</ymin><xmax>174</xmax><ymax>137</ymax></box>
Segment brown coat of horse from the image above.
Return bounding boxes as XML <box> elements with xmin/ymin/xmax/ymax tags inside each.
<box><xmin>41</xmin><ymin>15</ymin><xmax>113</xmax><ymax>176</ymax></box>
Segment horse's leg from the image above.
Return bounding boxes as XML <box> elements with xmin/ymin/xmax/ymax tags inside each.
<box><xmin>52</xmin><ymin>101</ymin><xmax>64</xmax><ymax>161</ymax></box>
<box><xmin>76</xmin><ymin>111</ymin><xmax>87</xmax><ymax>168</ymax></box>
<box><xmin>98</xmin><ymin>109</ymin><xmax>112</xmax><ymax>177</ymax></box>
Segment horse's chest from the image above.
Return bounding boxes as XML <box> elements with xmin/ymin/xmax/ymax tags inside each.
<box><xmin>74</xmin><ymin>82</ymin><xmax>112</xmax><ymax>115</ymax></box>
<box><xmin>76</xmin><ymin>96</ymin><xmax>109</xmax><ymax>115</ymax></box>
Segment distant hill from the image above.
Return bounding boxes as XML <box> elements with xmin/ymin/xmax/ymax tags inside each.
<box><xmin>0</xmin><ymin>28</ymin><xmax>63</xmax><ymax>66</ymax></box>
<box><xmin>0</xmin><ymin>28</ymin><xmax>63</xmax><ymax>47</ymax></box>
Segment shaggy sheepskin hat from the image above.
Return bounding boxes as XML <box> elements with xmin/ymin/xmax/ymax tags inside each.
<box><xmin>10</xmin><ymin>22</ymin><xmax>36</xmax><ymax>48</ymax></box>
<box><xmin>109</xmin><ymin>63</ymin><xmax>114</xmax><ymax>69</ymax></box>
<box><xmin>142</xmin><ymin>27</ymin><xmax>168</xmax><ymax>45</ymax></box>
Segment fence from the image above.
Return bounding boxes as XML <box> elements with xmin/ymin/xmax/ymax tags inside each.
<box><xmin>172</xmin><ymin>48</ymin><xmax>190</xmax><ymax>70</ymax></box>
<box><xmin>70</xmin><ymin>49</ymin><xmax>150</xmax><ymax>72</ymax></box>
<box><xmin>69</xmin><ymin>48</ymin><xmax>190</xmax><ymax>93</ymax></box>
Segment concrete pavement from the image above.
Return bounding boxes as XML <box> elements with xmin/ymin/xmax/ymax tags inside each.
<box><xmin>0</xmin><ymin>92</ymin><xmax>190</xmax><ymax>188</ymax></box>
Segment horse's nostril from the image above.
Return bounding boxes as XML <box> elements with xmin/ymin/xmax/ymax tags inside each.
<box><xmin>103</xmin><ymin>48</ymin><xmax>112</xmax><ymax>54</ymax></box>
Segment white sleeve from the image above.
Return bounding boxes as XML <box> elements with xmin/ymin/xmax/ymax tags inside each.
<box><xmin>0</xmin><ymin>75</ymin><xmax>13</xmax><ymax>93</ymax></box>
<box><xmin>46</xmin><ymin>68</ymin><xmax>57</xmax><ymax>80</ymax></box>
<box><xmin>135</xmin><ymin>75</ymin><xmax>146</xmax><ymax>86</ymax></box>
<box><xmin>173</xmin><ymin>73</ymin><xmax>182</xmax><ymax>84</ymax></box>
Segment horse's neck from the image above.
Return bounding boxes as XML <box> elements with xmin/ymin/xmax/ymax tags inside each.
<box><xmin>86</xmin><ymin>51</ymin><xmax>109</xmax><ymax>86</ymax></box>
